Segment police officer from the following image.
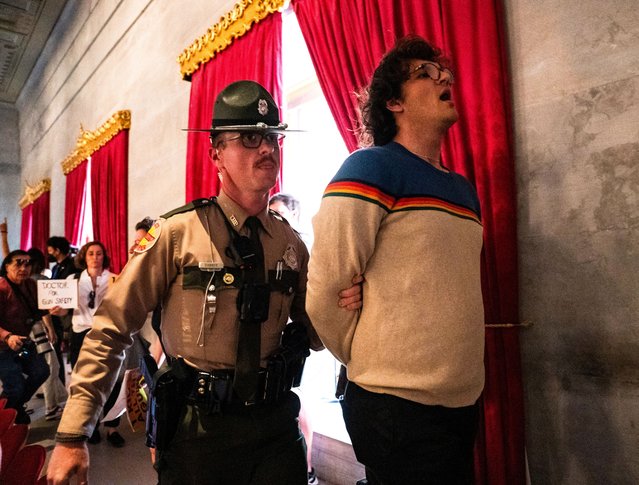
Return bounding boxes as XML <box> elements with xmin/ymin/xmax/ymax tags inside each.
<box><xmin>47</xmin><ymin>80</ymin><xmax>362</xmax><ymax>485</ymax></box>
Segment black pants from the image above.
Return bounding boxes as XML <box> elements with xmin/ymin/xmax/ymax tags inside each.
<box><xmin>156</xmin><ymin>391</ymin><xmax>307</xmax><ymax>485</ymax></box>
<box><xmin>341</xmin><ymin>382</ymin><xmax>478</xmax><ymax>485</ymax></box>
<box><xmin>52</xmin><ymin>316</ymin><xmax>65</xmax><ymax>385</ymax></box>
<box><xmin>0</xmin><ymin>349</ymin><xmax>50</xmax><ymax>411</ymax></box>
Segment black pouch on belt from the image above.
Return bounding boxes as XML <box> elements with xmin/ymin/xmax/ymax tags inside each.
<box><xmin>145</xmin><ymin>357</ymin><xmax>189</xmax><ymax>450</ymax></box>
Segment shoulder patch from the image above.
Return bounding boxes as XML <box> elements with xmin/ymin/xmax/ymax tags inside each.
<box><xmin>161</xmin><ymin>198</ymin><xmax>214</xmax><ymax>220</ymax></box>
<box><xmin>133</xmin><ymin>219</ymin><xmax>163</xmax><ymax>254</ymax></box>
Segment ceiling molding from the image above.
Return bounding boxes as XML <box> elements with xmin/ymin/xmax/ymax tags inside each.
<box><xmin>0</xmin><ymin>0</ymin><xmax>68</xmax><ymax>104</ymax></box>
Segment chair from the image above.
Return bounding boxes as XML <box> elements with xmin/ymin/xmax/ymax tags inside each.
<box><xmin>0</xmin><ymin>444</ymin><xmax>46</xmax><ymax>485</ymax></box>
<box><xmin>0</xmin><ymin>408</ymin><xmax>17</xmax><ymax>437</ymax></box>
<box><xmin>0</xmin><ymin>423</ymin><xmax>28</xmax><ymax>474</ymax></box>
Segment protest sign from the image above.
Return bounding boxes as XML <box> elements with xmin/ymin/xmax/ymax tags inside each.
<box><xmin>37</xmin><ymin>279</ymin><xmax>78</xmax><ymax>309</ymax></box>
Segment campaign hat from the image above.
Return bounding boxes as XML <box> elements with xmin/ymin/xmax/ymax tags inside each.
<box><xmin>185</xmin><ymin>80</ymin><xmax>288</xmax><ymax>134</ymax></box>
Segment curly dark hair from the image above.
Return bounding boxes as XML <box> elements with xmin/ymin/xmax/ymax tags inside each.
<box><xmin>75</xmin><ymin>241</ymin><xmax>110</xmax><ymax>271</ymax></box>
<box><xmin>358</xmin><ymin>35</ymin><xmax>445</xmax><ymax>147</ymax></box>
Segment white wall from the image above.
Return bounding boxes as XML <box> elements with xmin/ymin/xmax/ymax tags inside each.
<box><xmin>15</xmin><ymin>0</ymin><xmax>237</xmax><ymax>243</ymax></box>
<box><xmin>0</xmin><ymin>103</ymin><xmax>21</xmax><ymax>251</ymax></box>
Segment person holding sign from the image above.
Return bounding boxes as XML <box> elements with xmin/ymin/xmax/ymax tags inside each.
<box><xmin>0</xmin><ymin>249</ymin><xmax>54</xmax><ymax>424</ymax></box>
<box><xmin>50</xmin><ymin>241</ymin><xmax>125</xmax><ymax>447</ymax></box>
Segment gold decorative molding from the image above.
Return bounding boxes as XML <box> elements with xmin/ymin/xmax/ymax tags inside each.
<box><xmin>177</xmin><ymin>0</ymin><xmax>287</xmax><ymax>80</ymax></box>
<box><xmin>19</xmin><ymin>178</ymin><xmax>51</xmax><ymax>209</ymax></box>
<box><xmin>61</xmin><ymin>110</ymin><xmax>131</xmax><ymax>175</ymax></box>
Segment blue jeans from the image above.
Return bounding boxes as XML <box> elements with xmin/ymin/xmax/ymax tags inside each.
<box><xmin>0</xmin><ymin>349</ymin><xmax>50</xmax><ymax>410</ymax></box>
<box><xmin>341</xmin><ymin>382</ymin><xmax>478</xmax><ymax>485</ymax></box>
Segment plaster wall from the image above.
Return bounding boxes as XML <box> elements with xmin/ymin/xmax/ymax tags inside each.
<box><xmin>506</xmin><ymin>0</ymin><xmax>639</xmax><ymax>483</ymax></box>
<box><xmin>0</xmin><ymin>103</ymin><xmax>21</xmax><ymax>251</ymax></box>
<box><xmin>14</xmin><ymin>0</ymin><xmax>237</xmax><ymax>245</ymax></box>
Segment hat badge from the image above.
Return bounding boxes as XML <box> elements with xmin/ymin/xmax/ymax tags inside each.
<box><xmin>258</xmin><ymin>99</ymin><xmax>269</xmax><ymax>116</ymax></box>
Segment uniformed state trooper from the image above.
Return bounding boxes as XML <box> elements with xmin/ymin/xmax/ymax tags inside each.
<box><xmin>47</xmin><ymin>80</ymin><xmax>362</xmax><ymax>485</ymax></box>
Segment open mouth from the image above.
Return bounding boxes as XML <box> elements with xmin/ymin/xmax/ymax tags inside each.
<box><xmin>439</xmin><ymin>90</ymin><xmax>452</xmax><ymax>102</ymax></box>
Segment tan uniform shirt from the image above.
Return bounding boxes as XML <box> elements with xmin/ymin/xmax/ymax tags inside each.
<box><xmin>57</xmin><ymin>191</ymin><xmax>321</xmax><ymax>437</ymax></box>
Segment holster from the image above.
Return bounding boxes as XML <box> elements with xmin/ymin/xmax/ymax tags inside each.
<box><xmin>264</xmin><ymin>321</ymin><xmax>310</xmax><ymax>403</ymax></box>
<box><xmin>143</xmin><ymin>356</ymin><xmax>189</xmax><ymax>451</ymax></box>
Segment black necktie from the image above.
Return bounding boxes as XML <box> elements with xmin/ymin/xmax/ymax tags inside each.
<box><xmin>233</xmin><ymin>216</ymin><xmax>265</xmax><ymax>402</ymax></box>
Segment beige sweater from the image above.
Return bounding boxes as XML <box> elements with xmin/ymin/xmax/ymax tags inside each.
<box><xmin>307</xmin><ymin>142</ymin><xmax>485</xmax><ymax>408</ymax></box>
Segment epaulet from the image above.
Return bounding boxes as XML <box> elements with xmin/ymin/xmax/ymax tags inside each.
<box><xmin>268</xmin><ymin>209</ymin><xmax>303</xmax><ymax>241</ymax></box>
<box><xmin>268</xmin><ymin>208</ymin><xmax>291</xmax><ymax>226</ymax></box>
<box><xmin>161</xmin><ymin>197</ymin><xmax>215</xmax><ymax>219</ymax></box>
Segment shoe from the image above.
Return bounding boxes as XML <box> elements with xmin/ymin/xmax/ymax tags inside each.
<box><xmin>15</xmin><ymin>407</ymin><xmax>31</xmax><ymax>425</ymax></box>
<box><xmin>106</xmin><ymin>430</ymin><xmax>125</xmax><ymax>448</ymax></box>
<box><xmin>45</xmin><ymin>405</ymin><xmax>64</xmax><ymax>421</ymax></box>
<box><xmin>88</xmin><ymin>428</ymin><xmax>101</xmax><ymax>444</ymax></box>
<box><xmin>308</xmin><ymin>467</ymin><xmax>318</xmax><ymax>485</ymax></box>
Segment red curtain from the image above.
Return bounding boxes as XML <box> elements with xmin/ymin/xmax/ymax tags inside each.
<box><xmin>30</xmin><ymin>191</ymin><xmax>50</xmax><ymax>255</ymax></box>
<box><xmin>20</xmin><ymin>204</ymin><xmax>32</xmax><ymax>250</ymax></box>
<box><xmin>64</xmin><ymin>160</ymin><xmax>88</xmax><ymax>246</ymax></box>
<box><xmin>292</xmin><ymin>0</ymin><xmax>524</xmax><ymax>483</ymax></box>
<box><xmin>90</xmin><ymin>130</ymin><xmax>129</xmax><ymax>273</ymax></box>
<box><xmin>20</xmin><ymin>191</ymin><xmax>50</xmax><ymax>254</ymax></box>
<box><xmin>185</xmin><ymin>13</ymin><xmax>283</xmax><ymax>201</ymax></box>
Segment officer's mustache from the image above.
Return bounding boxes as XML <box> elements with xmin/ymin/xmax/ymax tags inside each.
<box><xmin>255</xmin><ymin>155</ymin><xmax>277</xmax><ymax>167</ymax></box>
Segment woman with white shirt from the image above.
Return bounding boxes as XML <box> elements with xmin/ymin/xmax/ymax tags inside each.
<box><xmin>53</xmin><ymin>241</ymin><xmax>125</xmax><ymax>447</ymax></box>
<box><xmin>67</xmin><ymin>241</ymin><xmax>114</xmax><ymax>368</ymax></box>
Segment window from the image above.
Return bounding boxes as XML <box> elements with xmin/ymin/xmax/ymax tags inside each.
<box><xmin>75</xmin><ymin>156</ymin><xmax>94</xmax><ymax>248</ymax></box>
<box><xmin>282</xmin><ymin>10</ymin><xmax>352</xmax><ymax>442</ymax></box>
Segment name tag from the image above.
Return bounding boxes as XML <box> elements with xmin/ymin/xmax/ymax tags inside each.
<box><xmin>198</xmin><ymin>261</ymin><xmax>224</xmax><ymax>272</ymax></box>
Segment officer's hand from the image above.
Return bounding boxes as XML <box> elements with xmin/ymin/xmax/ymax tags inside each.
<box><xmin>46</xmin><ymin>442</ymin><xmax>90</xmax><ymax>485</ymax></box>
<box><xmin>338</xmin><ymin>274</ymin><xmax>364</xmax><ymax>311</ymax></box>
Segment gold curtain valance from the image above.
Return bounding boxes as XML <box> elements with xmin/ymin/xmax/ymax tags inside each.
<box><xmin>19</xmin><ymin>178</ymin><xmax>51</xmax><ymax>209</ymax></box>
<box><xmin>61</xmin><ymin>110</ymin><xmax>131</xmax><ymax>175</ymax></box>
<box><xmin>177</xmin><ymin>0</ymin><xmax>287</xmax><ymax>80</ymax></box>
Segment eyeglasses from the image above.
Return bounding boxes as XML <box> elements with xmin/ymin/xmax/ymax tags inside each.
<box><xmin>88</xmin><ymin>290</ymin><xmax>96</xmax><ymax>309</ymax></box>
<box><xmin>216</xmin><ymin>132</ymin><xmax>285</xmax><ymax>149</ymax></box>
<box><xmin>410</xmin><ymin>61</ymin><xmax>455</xmax><ymax>85</ymax></box>
<box><xmin>13</xmin><ymin>259</ymin><xmax>32</xmax><ymax>268</ymax></box>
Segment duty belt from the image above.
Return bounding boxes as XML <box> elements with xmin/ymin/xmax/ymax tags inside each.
<box><xmin>185</xmin><ymin>367</ymin><xmax>287</xmax><ymax>414</ymax></box>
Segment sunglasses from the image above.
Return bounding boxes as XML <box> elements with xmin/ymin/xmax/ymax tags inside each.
<box><xmin>88</xmin><ymin>290</ymin><xmax>96</xmax><ymax>309</ymax></box>
<box><xmin>215</xmin><ymin>132</ymin><xmax>285</xmax><ymax>149</ymax></box>
<box><xmin>13</xmin><ymin>259</ymin><xmax>32</xmax><ymax>268</ymax></box>
<box><xmin>410</xmin><ymin>61</ymin><xmax>455</xmax><ymax>85</ymax></box>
